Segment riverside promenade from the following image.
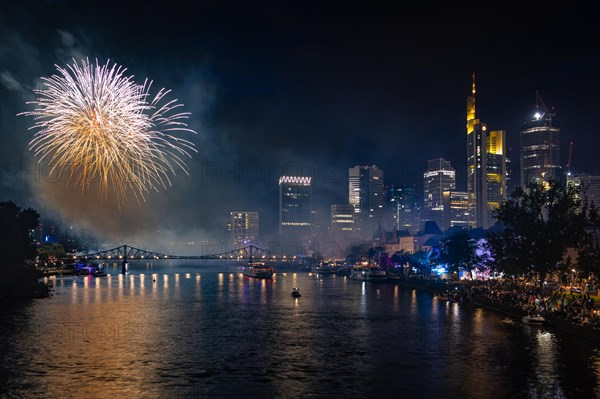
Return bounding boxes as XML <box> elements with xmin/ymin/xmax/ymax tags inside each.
<box><xmin>393</xmin><ymin>276</ymin><xmax>600</xmax><ymax>343</ymax></box>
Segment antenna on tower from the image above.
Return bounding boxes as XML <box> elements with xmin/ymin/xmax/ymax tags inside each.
<box><xmin>472</xmin><ymin>73</ymin><xmax>476</xmax><ymax>96</ymax></box>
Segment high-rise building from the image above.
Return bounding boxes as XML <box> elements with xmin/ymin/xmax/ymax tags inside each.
<box><xmin>567</xmin><ymin>174</ymin><xmax>600</xmax><ymax>207</ymax></box>
<box><xmin>385</xmin><ymin>184</ymin><xmax>419</xmax><ymax>233</ymax></box>
<box><xmin>230</xmin><ymin>211</ymin><xmax>259</xmax><ymax>247</ymax></box>
<box><xmin>466</xmin><ymin>74</ymin><xmax>507</xmax><ymax>229</ymax></box>
<box><xmin>520</xmin><ymin>100</ymin><xmax>561</xmax><ymax>187</ymax></box>
<box><xmin>279</xmin><ymin>176</ymin><xmax>312</xmax><ymax>238</ymax></box>
<box><xmin>330</xmin><ymin>204</ymin><xmax>355</xmax><ymax>238</ymax></box>
<box><xmin>348</xmin><ymin>165</ymin><xmax>384</xmax><ymax>236</ymax></box>
<box><xmin>506</xmin><ymin>146</ymin><xmax>513</xmax><ymax>195</ymax></box>
<box><xmin>442</xmin><ymin>191</ymin><xmax>474</xmax><ymax>230</ymax></box>
<box><xmin>423</xmin><ymin>158</ymin><xmax>455</xmax><ymax>230</ymax></box>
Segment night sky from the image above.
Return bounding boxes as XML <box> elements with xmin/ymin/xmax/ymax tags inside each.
<box><xmin>1</xmin><ymin>1</ymin><xmax>599</xmax><ymax>247</ymax></box>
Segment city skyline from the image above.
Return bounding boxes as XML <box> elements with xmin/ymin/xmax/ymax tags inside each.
<box><xmin>1</xmin><ymin>1</ymin><xmax>599</xmax><ymax>247</ymax></box>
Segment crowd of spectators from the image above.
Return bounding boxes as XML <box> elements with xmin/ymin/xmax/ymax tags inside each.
<box><xmin>408</xmin><ymin>276</ymin><xmax>600</xmax><ymax>332</ymax></box>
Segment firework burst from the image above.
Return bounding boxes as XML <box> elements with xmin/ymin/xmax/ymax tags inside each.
<box><xmin>19</xmin><ymin>58</ymin><xmax>197</xmax><ymax>206</ymax></box>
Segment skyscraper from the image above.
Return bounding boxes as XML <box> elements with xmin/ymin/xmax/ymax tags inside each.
<box><xmin>330</xmin><ymin>204</ymin><xmax>355</xmax><ymax>239</ymax></box>
<box><xmin>279</xmin><ymin>176</ymin><xmax>312</xmax><ymax>238</ymax></box>
<box><xmin>567</xmin><ymin>174</ymin><xmax>600</xmax><ymax>207</ymax></box>
<box><xmin>423</xmin><ymin>158</ymin><xmax>455</xmax><ymax>230</ymax></box>
<box><xmin>385</xmin><ymin>184</ymin><xmax>419</xmax><ymax>233</ymax></box>
<box><xmin>520</xmin><ymin>98</ymin><xmax>561</xmax><ymax>187</ymax></box>
<box><xmin>466</xmin><ymin>74</ymin><xmax>507</xmax><ymax>229</ymax></box>
<box><xmin>442</xmin><ymin>191</ymin><xmax>473</xmax><ymax>230</ymax></box>
<box><xmin>348</xmin><ymin>165</ymin><xmax>384</xmax><ymax>236</ymax></box>
<box><xmin>230</xmin><ymin>211</ymin><xmax>259</xmax><ymax>248</ymax></box>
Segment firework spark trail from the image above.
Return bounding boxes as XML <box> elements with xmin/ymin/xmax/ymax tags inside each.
<box><xmin>19</xmin><ymin>58</ymin><xmax>197</xmax><ymax>206</ymax></box>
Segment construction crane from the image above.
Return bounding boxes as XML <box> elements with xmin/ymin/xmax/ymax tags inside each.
<box><xmin>536</xmin><ymin>90</ymin><xmax>550</xmax><ymax>116</ymax></box>
<box><xmin>566</xmin><ymin>141</ymin><xmax>574</xmax><ymax>177</ymax></box>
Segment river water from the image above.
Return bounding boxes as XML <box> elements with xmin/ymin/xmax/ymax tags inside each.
<box><xmin>1</xmin><ymin>261</ymin><xmax>600</xmax><ymax>398</ymax></box>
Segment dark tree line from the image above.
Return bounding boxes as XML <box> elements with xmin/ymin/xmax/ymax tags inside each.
<box><xmin>438</xmin><ymin>180</ymin><xmax>600</xmax><ymax>289</ymax></box>
<box><xmin>0</xmin><ymin>201</ymin><xmax>49</xmax><ymax>298</ymax></box>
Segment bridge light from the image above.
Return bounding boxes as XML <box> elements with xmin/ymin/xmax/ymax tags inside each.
<box><xmin>141</xmin><ymin>256</ymin><xmax>144</xmax><ymax>259</ymax></box>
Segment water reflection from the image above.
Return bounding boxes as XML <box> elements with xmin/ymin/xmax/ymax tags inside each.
<box><xmin>1</xmin><ymin>264</ymin><xmax>600</xmax><ymax>399</ymax></box>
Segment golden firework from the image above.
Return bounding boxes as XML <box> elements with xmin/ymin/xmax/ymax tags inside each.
<box><xmin>20</xmin><ymin>59</ymin><xmax>197</xmax><ymax>206</ymax></box>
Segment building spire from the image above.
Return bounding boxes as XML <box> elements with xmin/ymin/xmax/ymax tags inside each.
<box><xmin>466</xmin><ymin>73</ymin><xmax>477</xmax><ymax>133</ymax></box>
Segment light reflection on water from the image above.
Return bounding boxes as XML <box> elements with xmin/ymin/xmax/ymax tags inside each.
<box><xmin>0</xmin><ymin>261</ymin><xmax>599</xmax><ymax>398</ymax></box>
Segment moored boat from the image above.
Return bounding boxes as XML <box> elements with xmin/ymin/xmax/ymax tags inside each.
<box><xmin>243</xmin><ymin>262</ymin><xmax>274</xmax><ymax>279</ymax></box>
<box><xmin>522</xmin><ymin>314</ymin><xmax>545</xmax><ymax>325</ymax></box>
<box><xmin>311</xmin><ymin>262</ymin><xmax>333</xmax><ymax>274</ymax></box>
<box><xmin>349</xmin><ymin>266</ymin><xmax>387</xmax><ymax>282</ymax></box>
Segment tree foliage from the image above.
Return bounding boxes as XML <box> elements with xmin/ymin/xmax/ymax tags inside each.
<box><xmin>574</xmin><ymin>203</ymin><xmax>600</xmax><ymax>277</ymax></box>
<box><xmin>439</xmin><ymin>229</ymin><xmax>478</xmax><ymax>273</ymax></box>
<box><xmin>0</xmin><ymin>201</ymin><xmax>40</xmax><ymax>267</ymax></box>
<box><xmin>485</xmin><ymin>180</ymin><xmax>589</xmax><ymax>286</ymax></box>
<box><xmin>0</xmin><ymin>201</ymin><xmax>48</xmax><ymax>298</ymax></box>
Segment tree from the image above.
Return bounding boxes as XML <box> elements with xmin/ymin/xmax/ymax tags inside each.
<box><xmin>574</xmin><ymin>203</ymin><xmax>600</xmax><ymax>278</ymax></box>
<box><xmin>0</xmin><ymin>201</ymin><xmax>47</xmax><ymax>298</ymax></box>
<box><xmin>0</xmin><ymin>201</ymin><xmax>40</xmax><ymax>267</ymax></box>
<box><xmin>37</xmin><ymin>243</ymin><xmax>67</xmax><ymax>265</ymax></box>
<box><xmin>391</xmin><ymin>250</ymin><xmax>411</xmax><ymax>266</ymax></box>
<box><xmin>439</xmin><ymin>229</ymin><xmax>478</xmax><ymax>275</ymax></box>
<box><xmin>345</xmin><ymin>243</ymin><xmax>371</xmax><ymax>264</ymax></box>
<box><xmin>410</xmin><ymin>250</ymin><xmax>431</xmax><ymax>274</ymax></box>
<box><xmin>485</xmin><ymin>180</ymin><xmax>589</xmax><ymax>290</ymax></box>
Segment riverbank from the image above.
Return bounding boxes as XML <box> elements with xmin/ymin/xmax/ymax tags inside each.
<box><xmin>0</xmin><ymin>264</ymin><xmax>53</xmax><ymax>299</ymax></box>
<box><xmin>393</xmin><ymin>277</ymin><xmax>600</xmax><ymax>343</ymax></box>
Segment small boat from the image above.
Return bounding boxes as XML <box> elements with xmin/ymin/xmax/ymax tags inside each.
<box><xmin>438</xmin><ymin>293</ymin><xmax>449</xmax><ymax>300</ymax></box>
<box><xmin>291</xmin><ymin>288</ymin><xmax>301</xmax><ymax>298</ymax></box>
<box><xmin>522</xmin><ymin>314</ymin><xmax>545</xmax><ymax>325</ymax></box>
<box><xmin>93</xmin><ymin>267</ymin><xmax>107</xmax><ymax>277</ymax></box>
<box><xmin>243</xmin><ymin>262</ymin><xmax>274</xmax><ymax>279</ymax></box>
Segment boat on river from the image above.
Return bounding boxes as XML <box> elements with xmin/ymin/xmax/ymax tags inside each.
<box><xmin>311</xmin><ymin>262</ymin><xmax>334</xmax><ymax>274</ymax></box>
<box><xmin>349</xmin><ymin>266</ymin><xmax>387</xmax><ymax>282</ymax></box>
<box><xmin>291</xmin><ymin>288</ymin><xmax>301</xmax><ymax>298</ymax></box>
<box><xmin>522</xmin><ymin>314</ymin><xmax>545</xmax><ymax>325</ymax></box>
<box><xmin>243</xmin><ymin>262</ymin><xmax>274</xmax><ymax>279</ymax></box>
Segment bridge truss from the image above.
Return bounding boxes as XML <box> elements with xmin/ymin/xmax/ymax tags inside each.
<box><xmin>78</xmin><ymin>244</ymin><xmax>291</xmax><ymax>262</ymax></box>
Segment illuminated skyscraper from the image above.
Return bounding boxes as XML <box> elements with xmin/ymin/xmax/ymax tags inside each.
<box><xmin>230</xmin><ymin>211</ymin><xmax>259</xmax><ymax>248</ymax></box>
<box><xmin>466</xmin><ymin>74</ymin><xmax>506</xmax><ymax>229</ymax></box>
<box><xmin>279</xmin><ymin>176</ymin><xmax>312</xmax><ymax>237</ymax></box>
<box><xmin>330</xmin><ymin>204</ymin><xmax>355</xmax><ymax>238</ymax></box>
<box><xmin>520</xmin><ymin>98</ymin><xmax>561</xmax><ymax>187</ymax></box>
<box><xmin>348</xmin><ymin>165</ymin><xmax>384</xmax><ymax>236</ymax></box>
<box><xmin>442</xmin><ymin>191</ymin><xmax>473</xmax><ymax>230</ymax></box>
<box><xmin>423</xmin><ymin>158</ymin><xmax>455</xmax><ymax>230</ymax></box>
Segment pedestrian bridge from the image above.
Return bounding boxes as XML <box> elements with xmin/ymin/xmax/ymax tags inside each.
<box><xmin>75</xmin><ymin>244</ymin><xmax>299</xmax><ymax>262</ymax></box>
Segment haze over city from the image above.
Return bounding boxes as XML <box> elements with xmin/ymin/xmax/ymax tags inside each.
<box><xmin>1</xmin><ymin>0</ymin><xmax>599</xmax><ymax>250</ymax></box>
